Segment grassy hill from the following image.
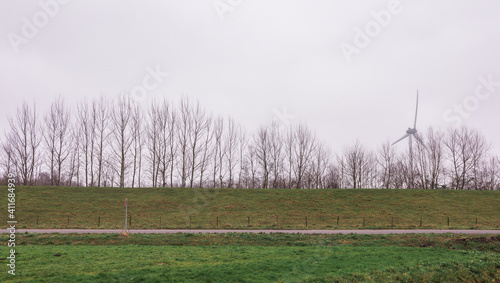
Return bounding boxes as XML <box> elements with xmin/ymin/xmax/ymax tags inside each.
<box><xmin>5</xmin><ymin>186</ymin><xmax>500</xmax><ymax>229</ymax></box>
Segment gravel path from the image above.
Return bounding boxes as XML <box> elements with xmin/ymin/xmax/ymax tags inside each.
<box><xmin>10</xmin><ymin>229</ymin><xmax>500</xmax><ymax>234</ymax></box>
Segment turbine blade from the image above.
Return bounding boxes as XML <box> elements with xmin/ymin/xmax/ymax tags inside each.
<box><xmin>414</xmin><ymin>132</ymin><xmax>428</xmax><ymax>151</ymax></box>
<box><xmin>392</xmin><ymin>133</ymin><xmax>410</xmax><ymax>145</ymax></box>
<box><xmin>414</xmin><ymin>132</ymin><xmax>424</xmax><ymax>145</ymax></box>
<box><xmin>413</xmin><ymin>90</ymin><xmax>419</xmax><ymax>129</ymax></box>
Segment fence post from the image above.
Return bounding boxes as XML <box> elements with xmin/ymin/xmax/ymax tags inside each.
<box><xmin>37</xmin><ymin>216</ymin><xmax>39</xmax><ymax>226</ymax></box>
<box><xmin>391</xmin><ymin>216</ymin><xmax>393</xmax><ymax>227</ymax></box>
<box><xmin>363</xmin><ymin>217</ymin><xmax>365</xmax><ymax>227</ymax></box>
<box><xmin>248</xmin><ymin>216</ymin><xmax>250</xmax><ymax>227</ymax></box>
<box><xmin>305</xmin><ymin>216</ymin><xmax>308</xmax><ymax>227</ymax></box>
<box><xmin>336</xmin><ymin>216</ymin><xmax>339</xmax><ymax>226</ymax></box>
<box><xmin>67</xmin><ymin>216</ymin><xmax>70</xmax><ymax>227</ymax></box>
<box><xmin>160</xmin><ymin>216</ymin><xmax>162</xmax><ymax>229</ymax></box>
<box><xmin>419</xmin><ymin>217</ymin><xmax>422</xmax><ymax>227</ymax></box>
<box><xmin>447</xmin><ymin>217</ymin><xmax>449</xmax><ymax>227</ymax></box>
<box><xmin>98</xmin><ymin>216</ymin><xmax>100</xmax><ymax>228</ymax></box>
<box><xmin>475</xmin><ymin>217</ymin><xmax>478</xmax><ymax>226</ymax></box>
<box><xmin>129</xmin><ymin>215</ymin><xmax>132</xmax><ymax>227</ymax></box>
<box><xmin>216</xmin><ymin>216</ymin><xmax>219</xmax><ymax>228</ymax></box>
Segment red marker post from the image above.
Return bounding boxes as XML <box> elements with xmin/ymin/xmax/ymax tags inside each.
<box><xmin>124</xmin><ymin>198</ymin><xmax>128</xmax><ymax>231</ymax></box>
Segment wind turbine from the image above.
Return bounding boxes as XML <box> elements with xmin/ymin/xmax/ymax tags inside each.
<box><xmin>392</xmin><ymin>91</ymin><xmax>425</xmax><ymax>155</ymax></box>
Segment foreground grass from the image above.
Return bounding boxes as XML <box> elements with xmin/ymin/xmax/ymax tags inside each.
<box><xmin>3</xmin><ymin>186</ymin><xmax>500</xmax><ymax>229</ymax></box>
<box><xmin>1</xmin><ymin>233</ymin><xmax>499</xmax><ymax>282</ymax></box>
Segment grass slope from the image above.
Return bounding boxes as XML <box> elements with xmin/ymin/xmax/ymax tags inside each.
<box><xmin>4</xmin><ymin>186</ymin><xmax>500</xmax><ymax>229</ymax></box>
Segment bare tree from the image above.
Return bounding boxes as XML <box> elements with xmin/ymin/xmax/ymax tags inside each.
<box><xmin>130</xmin><ymin>102</ymin><xmax>144</xmax><ymax>188</ymax></box>
<box><xmin>491</xmin><ymin>156</ymin><xmax>500</xmax><ymax>190</ymax></box>
<box><xmin>0</xmin><ymin>139</ymin><xmax>14</xmax><ymax>180</ymax></box>
<box><xmin>339</xmin><ymin>140</ymin><xmax>377</xmax><ymax>188</ymax></box>
<box><xmin>325</xmin><ymin>163</ymin><xmax>341</xmax><ymax>189</ymax></box>
<box><xmin>284</xmin><ymin>126</ymin><xmax>295</xmax><ymax>189</ymax></box>
<box><xmin>43</xmin><ymin>101</ymin><xmax>57</xmax><ymax>185</ymax></box>
<box><xmin>167</xmin><ymin>105</ymin><xmax>177</xmax><ymax>187</ymax></box>
<box><xmin>217</xmin><ymin>119</ymin><xmax>228</xmax><ymax>188</ymax></box>
<box><xmin>157</xmin><ymin>100</ymin><xmax>172</xmax><ymax>187</ymax></box>
<box><xmin>414</xmin><ymin>127</ymin><xmax>445</xmax><ymax>189</ymax></box>
<box><xmin>50</xmin><ymin>97</ymin><xmax>71</xmax><ymax>185</ymax></box>
<box><xmin>145</xmin><ymin>102</ymin><xmax>160</xmax><ymax>187</ymax></box>
<box><xmin>110</xmin><ymin>95</ymin><xmax>133</xmax><ymax>187</ymax></box>
<box><xmin>469</xmin><ymin>130</ymin><xmax>491</xmax><ymax>190</ymax></box>
<box><xmin>88</xmin><ymin>101</ymin><xmax>100</xmax><ymax>186</ymax></box>
<box><xmin>488</xmin><ymin>156</ymin><xmax>500</xmax><ymax>190</ymax></box>
<box><xmin>6</xmin><ymin>102</ymin><xmax>42</xmax><ymax>185</ymax></box>
<box><xmin>311</xmin><ymin>142</ymin><xmax>331</xmax><ymax>189</ymax></box>
<box><xmin>444</xmin><ymin>126</ymin><xmax>490</xmax><ymax>190</ymax></box>
<box><xmin>76</xmin><ymin>101</ymin><xmax>89</xmax><ymax>186</ymax></box>
<box><xmin>188</xmin><ymin>101</ymin><xmax>209</xmax><ymax>188</ymax></box>
<box><xmin>254</xmin><ymin>125</ymin><xmax>271</xmax><ymax>188</ymax></box>
<box><xmin>225</xmin><ymin>117</ymin><xmax>240</xmax><ymax>188</ymax></box>
<box><xmin>212</xmin><ymin>117</ymin><xmax>224</xmax><ymax>188</ymax></box>
<box><xmin>476</xmin><ymin>156</ymin><xmax>500</xmax><ymax>190</ymax></box>
<box><xmin>390</xmin><ymin>153</ymin><xmax>410</xmax><ymax>189</ymax></box>
<box><xmin>268</xmin><ymin>121</ymin><xmax>284</xmax><ymax>188</ymax></box>
<box><xmin>293</xmin><ymin>124</ymin><xmax>316</xmax><ymax>189</ymax></box>
<box><xmin>76</xmin><ymin>100</ymin><xmax>98</xmax><ymax>186</ymax></box>
<box><xmin>177</xmin><ymin>97</ymin><xmax>191</xmax><ymax>188</ymax></box>
<box><xmin>246</xmin><ymin>143</ymin><xmax>258</xmax><ymax>188</ymax></box>
<box><xmin>236</xmin><ymin>124</ymin><xmax>248</xmax><ymax>188</ymax></box>
<box><xmin>198</xmin><ymin>114</ymin><xmax>213</xmax><ymax>188</ymax></box>
<box><xmin>94</xmin><ymin>97</ymin><xmax>111</xmax><ymax>187</ymax></box>
<box><xmin>378</xmin><ymin>141</ymin><xmax>397</xmax><ymax>189</ymax></box>
<box><xmin>66</xmin><ymin>126</ymin><xmax>81</xmax><ymax>187</ymax></box>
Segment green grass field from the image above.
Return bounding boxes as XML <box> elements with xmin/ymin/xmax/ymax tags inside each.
<box><xmin>4</xmin><ymin>186</ymin><xmax>500</xmax><ymax>229</ymax></box>
<box><xmin>1</xmin><ymin>233</ymin><xmax>499</xmax><ymax>282</ymax></box>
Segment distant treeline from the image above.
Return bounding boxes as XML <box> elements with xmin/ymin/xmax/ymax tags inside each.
<box><xmin>1</xmin><ymin>95</ymin><xmax>499</xmax><ymax>190</ymax></box>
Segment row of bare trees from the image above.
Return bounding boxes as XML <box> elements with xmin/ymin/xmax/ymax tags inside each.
<box><xmin>1</xmin><ymin>96</ymin><xmax>499</xmax><ymax>190</ymax></box>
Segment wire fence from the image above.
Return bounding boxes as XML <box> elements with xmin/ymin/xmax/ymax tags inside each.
<box><xmin>9</xmin><ymin>214</ymin><xmax>500</xmax><ymax>230</ymax></box>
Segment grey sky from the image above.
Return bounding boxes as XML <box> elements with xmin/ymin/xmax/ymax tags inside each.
<box><xmin>1</xmin><ymin>0</ymin><xmax>500</xmax><ymax>154</ymax></box>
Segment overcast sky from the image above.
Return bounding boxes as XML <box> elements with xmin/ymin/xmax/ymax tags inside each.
<box><xmin>1</xmin><ymin>0</ymin><xmax>500</xmax><ymax>155</ymax></box>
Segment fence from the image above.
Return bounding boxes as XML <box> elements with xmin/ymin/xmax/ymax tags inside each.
<box><xmin>8</xmin><ymin>214</ymin><xmax>500</xmax><ymax>230</ymax></box>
